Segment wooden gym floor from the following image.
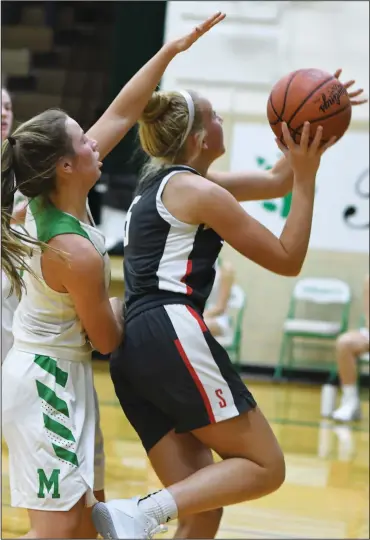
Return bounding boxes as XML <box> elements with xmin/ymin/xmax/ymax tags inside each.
<box><xmin>2</xmin><ymin>361</ymin><xmax>369</xmax><ymax>539</ymax></box>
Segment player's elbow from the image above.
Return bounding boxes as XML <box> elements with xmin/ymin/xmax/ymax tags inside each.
<box><xmin>272</xmin><ymin>245</ymin><xmax>306</xmax><ymax>277</ymax></box>
<box><xmin>283</xmin><ymin>266</ymin><xmax>301</xmax><ymax>277</ymax></box>
<box><xmin>269</xmin><ymin>256</ymin><xmax>303</xmax><ymax>277</ymax></box>
<box><xmin>92</xmin><ymin>337</ymin><xmax>122</xmax><ymax>356</ymax></box>
<box><xmin>279</xmin><ymin>260</ymin><xmax>303</xmax><ymax>277</ymax></box>
<box><xmin>89</xmin><ymin>327</ymin><xmax>124</xmax><ymax>356</ymax></box>
<box><xmin>98</xmin><ymin>345</ymin><xmax>115</xmax><ymax>355</ymax></box>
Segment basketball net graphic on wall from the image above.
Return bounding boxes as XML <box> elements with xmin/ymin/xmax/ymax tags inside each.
<box><xmin>255</xmin><ymin>157</ymin><xmax>369</xmax><ymax>232</ymax></box>
<box><xmin>231</xmin><ymin>122</ymin><xmax>369</xmax><ymax>253</ymax></box>
<box><xmin>256</xmin><ymin>156</ymin><xmax>293</xmax><ymax>219</ymax></box>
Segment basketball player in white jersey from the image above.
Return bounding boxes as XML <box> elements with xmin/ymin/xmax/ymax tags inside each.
<box><xmin>1</xmin><ymin>12</ymin><xmax>225</xmax><ymax>539</ymax></box>
<box><xmin>1</xmin><ymin>87</ymin><xmax>28</xmax><ymax>362</ymax></box>
<box><xmin>92</xmin><ymin>72</ymin><xmax>367</xmax><ymax>538</ymax></box>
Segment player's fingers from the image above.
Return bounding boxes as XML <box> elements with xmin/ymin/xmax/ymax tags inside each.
<box><xmin>348</xmin><ymin>88</ymin><xmax>364</xmax><ymax>98</ymax></box>
<box><xmin>199</xmin><ymin>11</ymin><xmax>221</xmax><ymax>28</ymax></box>
<box><xmin>196</xmin><ymin>12</ymin><xmax>225</xmax><ymax>35</ymax></box>
<box><xmin>281</xmin><ymin>122</ymin><xmax>295</xmax><ymax>150</ymax></box>
<box><xmin>343</xmin><ymin>79</ymin><xmax>355</xmax><ymax>90</ymax></box>
<box><xmin>319</xmin><ymin>136</ymin><xmax>337</xmax><ymax>155</ymax></box>
<box><xmin>207</xmin><ymin>12</ymin><xmax>226</xmax><ymax>30</ymax></box>
<box><xmin>350</xmin><ymin>98</ymin><xmax>369</xmax><ymax>106</ymax></box>
<box><xmin>299</xmin><ymin>121</ymin><xmax>310</xmax><ymax>152</ymax></box>
<box><xmin>308</xmin><ymin>125</ymin><xmax>323</xmax><ymax>154</ymax></box>
<box><xmin>333</xmin><ymin>68</ymin><xmax>342</xmax><ymax>79</ymax></box>
<box><xmin>275</xmin><ymin>137</ymin><xmax>288</xmax><ymax>155</ymax></box>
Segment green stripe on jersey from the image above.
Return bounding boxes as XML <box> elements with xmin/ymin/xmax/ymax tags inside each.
<box><xmin>52</xmin><ymin>444</ymin><xmax>79</xmax><ymax>467</ymax></box>
<box><xmin>36</xmin><ymin>381</ymin><xmax>69</xmax><ymax>417</ymax></box>
<box><xmin>34</xmin><ymin>355</ymin><xmax>68</xmax><ymax>388</ymax></box>
<box><xmin>43</xmin><ymin>414</ymin><xmax>76</xmax><ymax>442</ymax></box>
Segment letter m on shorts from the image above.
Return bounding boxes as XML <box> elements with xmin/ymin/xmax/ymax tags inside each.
<box><xmin>37</xmin><ymin>468</ymin><xmax>61</xmax><ymax>499</ymax></box>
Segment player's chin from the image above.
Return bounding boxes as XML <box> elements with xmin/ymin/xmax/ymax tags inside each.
<box><xmin>91</xmin><ymin>168</ymin><xmax>102</xmax><ymax>186</ymax></box>
<box><xmin>216</xmin><ymin>143</ymin><xmax>226</xmax><ymax>159</ymax></box>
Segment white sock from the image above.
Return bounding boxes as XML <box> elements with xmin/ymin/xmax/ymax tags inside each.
<box><xmin>342</xmin><ymin>385</ymin><xmax>359</xmax><ymax>402</ymax></box>
<box><xmin>138</xmin><ymin>489</ymin><xmax>178</xmax><ymax>524</ymax></box>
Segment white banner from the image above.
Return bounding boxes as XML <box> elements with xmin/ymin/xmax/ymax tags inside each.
<box><xmin>230</xmin><ymin>123</ymin><xmax>369</xmax><ymax>253</ymax></box>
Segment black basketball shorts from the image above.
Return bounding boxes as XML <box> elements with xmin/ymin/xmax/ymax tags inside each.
<box><xmin>110</xmin><ymin>303</ymin><xmax>257</xmax><ymax>453</ymax></box>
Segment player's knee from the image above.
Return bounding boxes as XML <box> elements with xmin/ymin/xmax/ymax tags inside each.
<box><xmin>32</xmin><ymin>522</ymin><xmax>79</xmax><ymax>539</ymax></box>
<box><xmin>57</xmin><ymin>520</ymin><xmax>80</xmax><ymax>539</ymax></box>
<box><xmin>263</xmin><ymin>448</ymin><xmax>286</xmax><ymax>494</ymax></box>
<box><xmin>55</xmin><ymin>506</ymin><xmax>83</xmax><ymax>539</ymax></box>
<box><xmin>271</xmin><ymin>452</ymin><xmax>286</xmax><ymax>491</ymax></box>
<box><xmin>336</xmin><ymin>332</ymin><xmax>360</xmax><ymax>354</ymax></box>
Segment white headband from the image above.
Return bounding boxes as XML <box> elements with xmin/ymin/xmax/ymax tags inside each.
<box><xmin>178</xmin><ymin>90</ymin><xmax>195</xmax><ymax>145</ymax></box>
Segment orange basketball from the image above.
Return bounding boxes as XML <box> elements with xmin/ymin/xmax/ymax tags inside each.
<box><xmin>267</xmin><ymin>68</ymin><xmax>352</xmax><ymax>146</ymax></box>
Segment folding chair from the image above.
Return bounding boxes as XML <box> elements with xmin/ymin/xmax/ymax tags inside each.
<box><xmin>274</xmin><ymin>277</ymin><xmax>351</xmax><ymax>379</ymax></box>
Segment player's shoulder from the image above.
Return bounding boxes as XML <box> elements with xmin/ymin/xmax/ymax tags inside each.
<box><xmin>169</xmin><ymin>171</ymin><xmax>222</xmax><ymax>197</ymax></box>
<box><xmin>164</xmin><ymin>172</ymin><xmax>231</xmax><ymax>225</ymax></box>
<box><xmin>41</xmin><ymin>232</ymin><xmax>103</xmax><ymax>291</ymax></box>
<box><xmin>48</xmin><ymin>233</ymin><xmax>101</xmax><ymax>271</ymax></box>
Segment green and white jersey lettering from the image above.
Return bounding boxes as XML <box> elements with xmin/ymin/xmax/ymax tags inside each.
<box><xmin>37</xmin><ymin>469</ymin><xmax>61</xmax><ymax>499</ymax></box>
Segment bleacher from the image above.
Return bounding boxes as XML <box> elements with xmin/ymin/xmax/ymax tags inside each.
<box><xmin>2</xmin><ymin>2</ymin><xmax>113</xmax><ymax>129</ymax></box>
<box><xmin>2</xmin><ymin>1</ymin><xmax>126</xmax><ymax>292</ymax></box>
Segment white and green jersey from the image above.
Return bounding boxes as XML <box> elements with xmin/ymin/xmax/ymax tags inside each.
<box><xmin>13</xmin><ymin>197</ymin><xmax>111</xmax><ymax>362</ymax></box>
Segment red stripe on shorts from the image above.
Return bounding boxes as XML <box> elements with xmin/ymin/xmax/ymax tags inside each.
<box><xmin>174</xmin><ymin>338</ymin><xmax>216</xmax><ymax>424</ymax></box>
<box><xmin>186</xmin><ymin>305</ymin><xmax>207</xmax><ymax>332</ymax></box>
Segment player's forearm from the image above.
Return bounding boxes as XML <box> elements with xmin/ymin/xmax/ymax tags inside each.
<box><xmin>104</xmin><ymin>44</ymin><xmax>177</xmax><ymax>126</ymax></box>
<box><xmin>87</xmin><ymin>43</ymin><xmax>179</xmax><ymax>160</ymax></box>
<box><xmin>207</xmin><ymin>158</ymin><xmax>293</xmax><ymax>202</ymax></box>
<box><xmin>278</xmin><ymin>175</ymin><xmax>316</xmax><ymax>275</ymax></box>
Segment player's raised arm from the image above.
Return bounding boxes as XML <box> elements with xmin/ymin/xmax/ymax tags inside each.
<box><xmin>87</xmin><ymin>12</ymin><xmax>225</xmax><ymax>160</ymax></box>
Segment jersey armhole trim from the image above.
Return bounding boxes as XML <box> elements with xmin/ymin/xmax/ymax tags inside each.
<box><xmin>29</xmin><ymin>198</ymin><xmax>105</xmax><ymax>257</ymax></box>
<box><xmin>156</xmin><ymin>171</ymin><xmax>197</xmax><ymax>230</ymax></box>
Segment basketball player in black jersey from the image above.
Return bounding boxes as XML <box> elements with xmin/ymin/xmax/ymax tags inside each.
<box><xmin>92</xmin><ymin>75</ymin><xmax>366</xmax><ymax>538</ymax></box>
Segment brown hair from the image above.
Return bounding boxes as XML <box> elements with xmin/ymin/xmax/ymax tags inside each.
<box><xmin>1</xmin><ymin>108</ymin><xmax>74</xmax><ymax>297</ymax></box>
<box><xmin>1</xmin><ymin>211</ymin><xmax>42</xmax><ymax>299</ymax></box>
<box><xmin>136</xmin><ymin>90</ymin><xmax>205</xmax><ymax>192</ymax></box>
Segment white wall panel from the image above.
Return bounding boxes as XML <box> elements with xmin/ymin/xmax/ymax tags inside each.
<box><xmin>162</xmin><ymin>1</ymin><xmax>369</xmax><ymax>122</ymax></box>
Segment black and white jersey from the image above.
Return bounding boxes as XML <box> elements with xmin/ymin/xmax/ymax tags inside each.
<box><xmin>123</xmin><ymin>165</ymin><xmax>224</xmax><ymax>315</ymax></box>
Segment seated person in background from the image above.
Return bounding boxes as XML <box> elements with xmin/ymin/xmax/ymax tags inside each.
<box><xmin>1</xmin><ymin>87</ymin><xmax>28</xmax><ymax>362</ymax></box>
<box><xmin>332</xmin><ymin>274</ymin><xmax>369</xmax><ymax>422</ymax></box>
<box><xmin>204</xmin><ymin>258</ymin><xmax>235</xmax><ymax>343</ymax></box>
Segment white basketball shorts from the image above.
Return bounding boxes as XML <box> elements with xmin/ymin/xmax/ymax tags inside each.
<box><xmin>2</xmin><ymin>349</ymin><xmax>105</xmax><ymax>511</ymax></box>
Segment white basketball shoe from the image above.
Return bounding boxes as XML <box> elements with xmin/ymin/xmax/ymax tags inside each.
<box><xmin>332</xmin><ymin>399</ymin><xmax>361</xmax><ymax>422</ymax></box>
<box><xmin>92</xmin><ymin>497</ymin><xmax>167</xmax><ymax>539</ymax></box>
